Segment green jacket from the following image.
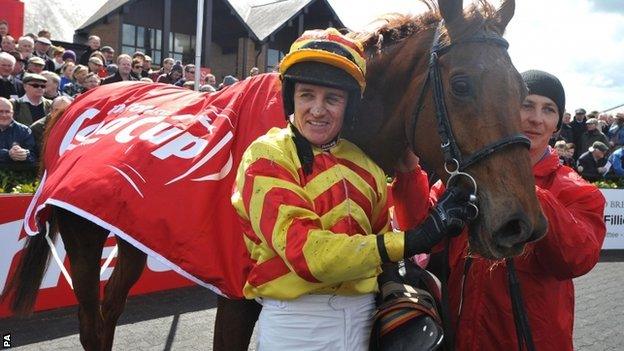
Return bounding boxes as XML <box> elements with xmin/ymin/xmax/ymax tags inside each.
<box><xmin>11</xmin><ymin>96</ymin><xmax>52</xmax><ymax>126</ymax></box>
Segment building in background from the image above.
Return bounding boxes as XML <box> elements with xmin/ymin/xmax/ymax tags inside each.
<box><xmin>74</xmin><ymin>0</ymin><xmax>343</xmax><ymax>81</ymax></box>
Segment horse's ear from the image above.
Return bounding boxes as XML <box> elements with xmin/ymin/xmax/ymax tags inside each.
<box><xmin>495</xmin><ymin>0</ymin><xmax>515</xmax><ymax>32</ymax></box>
<box><xmin>438</xmin><ymin>0</ymin><xmax>463</xmax><ymax>24</ymax></box>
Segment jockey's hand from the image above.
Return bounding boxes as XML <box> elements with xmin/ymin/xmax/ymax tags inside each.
<box><xmin>404</xmin><ymin>187</ymin><xmax>476</xmax><ymax>257</ymax></box>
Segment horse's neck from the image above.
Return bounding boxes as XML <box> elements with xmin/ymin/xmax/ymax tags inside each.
<box><xmin>350</xmin><ymin>32</ymin><xmax>434</xmax><ymax>173</ymax></box>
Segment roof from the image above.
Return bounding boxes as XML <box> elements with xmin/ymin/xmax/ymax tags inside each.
<box><xmin>229</xmin><ymin>0</ymin><xmax>313</xmax><ymax>41</ymax></box>
<box><xmin>78</xmin><ymin>0</ymin><xmax>341</xmax><ymax>42</ymax></box>
<box><xmin>78</xmin><ymin>0</ymin><xmax>132</xmax><ymax>31</ymax></box>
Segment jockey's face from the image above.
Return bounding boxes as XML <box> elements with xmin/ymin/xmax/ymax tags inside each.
<box><xmin>293</xmin><ymin>82</ymin><xmax>347</xmax><ymax>147</ymax></box>
<box><xmin>520</xmin><ymin>94</ymin><xmax>559</xmax><ymax>164</ymax></box>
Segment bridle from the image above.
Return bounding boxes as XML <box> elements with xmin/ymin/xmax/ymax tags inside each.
<box><xmin>408</xmin><ymin>21</ymin><xmax>530</xmax><ymax>204</ymax></box>
<box><xmin>405</xmin><ymin>21</ymin><xmax>537</xmax><ymax>351</ymax></box>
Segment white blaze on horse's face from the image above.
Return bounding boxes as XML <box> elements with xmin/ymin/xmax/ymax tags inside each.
<box><xmin>293</xmin><ymin>83</ymin><xmax>348</xmax><ymax>147</ymax></box>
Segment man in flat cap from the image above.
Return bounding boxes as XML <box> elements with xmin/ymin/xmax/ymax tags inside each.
<box><xmin>11</xmin><ymin>73</ymin><xmax>52</xmax><ymax>126</ymax></box>
<box><xmin>26</xmin><ymin>56</ymin><xmax>46</xmax><ymax>75</ymax></box>
<box><xmin>34</xmin><ymin>37</ymin><xmax>55</xmax><ymax>71</ymax></box>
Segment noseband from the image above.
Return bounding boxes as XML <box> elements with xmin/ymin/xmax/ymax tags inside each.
<box><xmin>408</xmin><ymin>21</ymin><xmax>530</xmax><ymax>203</ymax></box>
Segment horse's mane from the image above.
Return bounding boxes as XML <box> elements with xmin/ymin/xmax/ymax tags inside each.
<box><xmin>348</xmin><ymin>0</ymin><xmax>503</xmax><ymax>54</ymax></box>
<box><xmin>343</xmin><ymin>0</ymin><xmax>506</xmax><ymax>173</ymax></box>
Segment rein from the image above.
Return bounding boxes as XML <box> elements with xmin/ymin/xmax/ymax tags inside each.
<box><xmin>407</xmin><ymin>21</ymin><xmax>534</xmax><ymax>350</ymax></box>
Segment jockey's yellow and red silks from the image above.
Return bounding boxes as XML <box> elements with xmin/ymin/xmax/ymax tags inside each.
<box><xmin>232</xmin><ymin>126</ymin><xmax>405</xmax><ymax>299</ymax></box>
<box><xmin>279</xmin><ymin>28</ymin><xmax>367</xmax><ymax>93</ymax></box>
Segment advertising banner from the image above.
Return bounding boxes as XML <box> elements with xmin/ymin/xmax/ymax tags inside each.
<box><xmin>601</xmin><ymin>189</ymin><xmax>624</xmax><ymax>250</ymax></box>
<box><xmin>0</xmin><ymin>195</ymin><xmax>194</xmax><ymax>318</ymax></box>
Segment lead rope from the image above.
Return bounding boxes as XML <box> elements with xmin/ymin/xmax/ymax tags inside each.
<box><xmin>440</xmin><ymin>240</ymin><xmax>455</xmax><ymax>350</ymax></box>
<box><xmin>507</xmin><ymin>258</ymin><xmax>536</xmax><ymax>351</ymax></box>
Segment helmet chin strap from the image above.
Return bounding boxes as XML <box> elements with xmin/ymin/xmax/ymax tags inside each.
<box><xmin>289</xmin><ymin>121</ymin><xmax>341</xmax><ymax>176</ymax></box>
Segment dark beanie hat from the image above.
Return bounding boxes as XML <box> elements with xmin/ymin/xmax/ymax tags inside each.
<box><xmin>521</xmin><ymin>70</ymin><xmax>566</xmax><ymax>130</ymax></box>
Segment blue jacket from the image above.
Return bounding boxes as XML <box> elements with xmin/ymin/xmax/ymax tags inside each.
<box><xmin>608</xmin><ymin>147</ymin><xmax>624</xmax><ymax>176</ymax></box>
<box><xmin>0</xmin><ymin>121</ymin><xmax>37</xmax><ymax>165</ymax></box>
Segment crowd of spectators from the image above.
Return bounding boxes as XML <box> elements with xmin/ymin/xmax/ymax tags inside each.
<box><xmin>1</xmin><ymin>20</ymin><xmax>622</xmax><ymax>185</ymax></box>
<box><xmin>0</xmin><ymin>21</ymin><xmax>253</xmax><ymax>171</ymax></box>
<box><xmin>551</xmin><ymin>108</ymin><xmax>624</xmax><ymax>182</ymax></box>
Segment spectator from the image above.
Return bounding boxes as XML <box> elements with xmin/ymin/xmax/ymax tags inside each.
<box><xmin>580</xmin><ymin>117</ymin><xmax>609</xmax><ymax>153</ymax></box>
<box><xmin>30</xmin><ymin>95</ymin><xmax>72</xmax><ymax>156</ymax></box>
<box><xmin>130</xmin><ymin>58</ymin><xmax>143</xmax><ymax>79</ymax></box>
<box><xmin>598</xmin><ymin>113</ymin><xmax>611</xmax><ymax>135</ymax></box>
<box><xmin>562</xmin><ymin>142</ymin><xmax>576</xmax><ymax>168</ymax></box>
<box><xmin>0</xmin><ymin>97</ymin><xmax>36</xmax><ymax>170</ymax></box>
<box><xmin>10</xmin><ymin>52</ymin><xmax>26</xmax><ymax>80</ymax></box>
<box><xmin>199</xmin><ymin>84</ymin><xmax>216</xmax><ymax>93</ymax></box>
<box><xmin>89</xmin><ymin>51</ymin><xmax>108</xmax><ymax>77</ymax></box>
<box><xmin>151</xmin><ymin>57</ymin><xmax>174</xmax><ymax>81</ymax></box>
<box><xmin>33</xmin><ymin>37</ymin><xmax>55</xmax><ymax>71</ymax></box>
<box><xmin>577</xmin><ymin>141</ymin><xmax>609</xmax><ymax>182</ymax></box>
<box><xmin>26</xmin><ymin>56</ymin><xmax>45</xmax><ymax>74</ymax></box>
<box><xmin>87</xmin><ymin>56</ymin><xmax>105</xmax><ymax>76</ymax></box>
<box><xmin>249</xmin><ymin>66</ymin><xmax>259</xmax><ymax>77</ymax></box>
<box><xmin>174</xmin><ymin>64</ymin><xmax>195</xmax><ymax>86</ymax></box>
<box><xmin>608</xmin><ymin>113</ymin><xmax>624</xmax><ymax>148</ymax></box>
<box><xmin>157</xmin><ymin>61</ymin><xmax>182</xmax><ymax>84</ymax></box>
<box><xmin>143</xmin><ymin>55</ymin><xmax>153</xmax><ymax>77</ymax></box>
<box><xmin>50</xmin><ymin>46</ymin><xmax>65</xmax><ymax>73</ymax></box>
<box><xmin>82</xmin><ymin>72</ymin><xmax>101</xmax><ymax>91</ymax></box>
<box><xmin>62</xmin><ymin>64</ymin><xmax>88</xmax><ymax>97</ymax></box>
<box><xmin>79</xmin><ymin>35</ymin><xmax>101</xmax><ymax>65</ymax></box>
<box><xmin>100</xmin><ymin>46</ymin><xmax>115</xmax><ymax>66</ymax></box>
<box><xmin>11</xmin><ymin>73</ymin><xmax>52</xmax><ymax>126</ymax></box>
<box><xmin>204</xmin><ymin>73</ymin><xmax>216</xmax><ymax>88</ymax></box>
<box><xmin>139</xmin><ymin>77</ymin><xmax>153</xmax><ymax>83</ymax></box>
<box><xmin>131</xmin><ymin>51</ymin><xmax>149</xmax><ymax>78</ymax></box>
<box><xmin>607</xmin><ymin>146</ymin><xmax>624</xmax><ymax>177</ymax></box>
<box><xmin>40</xmin><ymin>71</ymin><xmax>61</xmax><ymax>100</ymax></box>
<box><xmin>558</xmin><ymin>112</ymin><xmax>573</xmax><ymax>142</ymax></box>
<box><xmin>0</xmin><ymin>20</ymin><xmax>8</xmax><ymax>39</ymax></box>
<box><xmin>37</xmin><ymin>29</ymin><xmax>52</xmax><ymax>40</ymax></box>
<box><xmin>219</xmin><ymin>75</ymin><xmax>238</xmax><ymax>90</ymax></box>
<box><xmin>105</xmin><ymin>63</ymin><xmax>118</xmax><ymax>77</ymax></box>
<box><xmin>61</xmin><ymin>49</ymin><xmax>76</xmax><ymax>64</ymax></box>
<box><xmin>17</xmin><ymin>36</ymin><xmax>35</xmax><ymax>59</ymax></box>
<box><xmin>101</xmin><ymin>54</ymin><xmax>137</xmax><ymax>85</ymax></box>
<box><xmin>0</xmin><ymin>52</ymin><xmax>24</xmax><ymax>99</ymax></box>
<box><xmin>182</xmin><ymin>80</ymin><xmax>195</xmax><ymax>90</ymax></box>
<box><xmin>59</xmin><ymin>62</ymin><xmax>75</xmax><ymax>90</ymax></box>
<box><xmin>1</xmin><ymin>35</ymin><xmax>16</xmax><ymax>52</ymax></box>
<box><xmin>570</xmin><ymin>108</ymin><xmax>587</xmax><ymax>159</ymax></box>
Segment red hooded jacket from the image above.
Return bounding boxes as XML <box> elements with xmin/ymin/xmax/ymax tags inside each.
<box><xmin>394</xmin><ymin>149</ymin><xmax>606</xmax><ymax>350</ymax></box>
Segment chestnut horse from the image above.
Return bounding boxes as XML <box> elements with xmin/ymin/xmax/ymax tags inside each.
<box><xmin>3</xmin><ymin>0</ymin><xmax>546</xmax><ymax>350</ymax></box>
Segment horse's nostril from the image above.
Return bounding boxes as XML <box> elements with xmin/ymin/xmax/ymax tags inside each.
<box><xmin>493</xmin><ymin>215</ymin><xmax>531</xmax><ymax>249</ymax></box>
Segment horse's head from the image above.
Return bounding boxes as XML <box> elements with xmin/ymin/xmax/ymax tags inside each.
<box><xmin>350</xmin><ymin>0</ymin><xmax>547</xmax><ymax>259</ymax></box>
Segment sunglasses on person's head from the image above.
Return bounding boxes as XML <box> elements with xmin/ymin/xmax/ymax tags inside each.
<box><xmin>27</xmin><ymin>83</ymin><xmax>46</xmax><ymax>89</ymax></box>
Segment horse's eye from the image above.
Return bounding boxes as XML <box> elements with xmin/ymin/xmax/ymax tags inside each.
<box><xmin>451</xmin><ymin>76</ymin><xmax>472</xmax><ymax>97</ymax></box>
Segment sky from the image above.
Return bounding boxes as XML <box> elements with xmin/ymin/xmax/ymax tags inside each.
<box><xmin>23</xmin><ymin>0</ymin><xmax>624</xmax><ymax>114</ymax></box>
<box><xmin>328</xmin><ymin>0</ymin><xmax>624</xmax><ymax>114</ymax></box>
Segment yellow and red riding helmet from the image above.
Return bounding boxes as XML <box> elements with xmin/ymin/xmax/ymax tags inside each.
<box><xmin>279</xmin><ymin>28</ymin><xmax>367</xmax><ymax>118</ymax></box>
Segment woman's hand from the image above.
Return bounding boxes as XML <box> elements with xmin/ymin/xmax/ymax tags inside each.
<box><xmin>396</xmin><ymin>149</ymin><xmax>420</xmax><ymax>173</ymax></box>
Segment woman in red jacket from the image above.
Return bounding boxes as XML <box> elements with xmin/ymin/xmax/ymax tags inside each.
<box><xmin>396</xmin><ymin>70</ymin><xmax>606</xmax><ymax>350</ymax></box>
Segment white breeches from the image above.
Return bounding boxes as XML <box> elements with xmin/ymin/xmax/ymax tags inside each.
<box><xmin>257</xmin><ymin>294</ymin><xmax>375</xmax><ymax>351</ymax></box>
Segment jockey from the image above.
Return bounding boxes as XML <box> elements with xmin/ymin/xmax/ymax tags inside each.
<box><xmin>230</xmin><ymin>28</ymin><xmax>475</xmax><ymax>350</ymax></box>
<box><xmin>394</xmin><ymin>70</ymin><xmax>606</xmax><ymax>351</ymax></box>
